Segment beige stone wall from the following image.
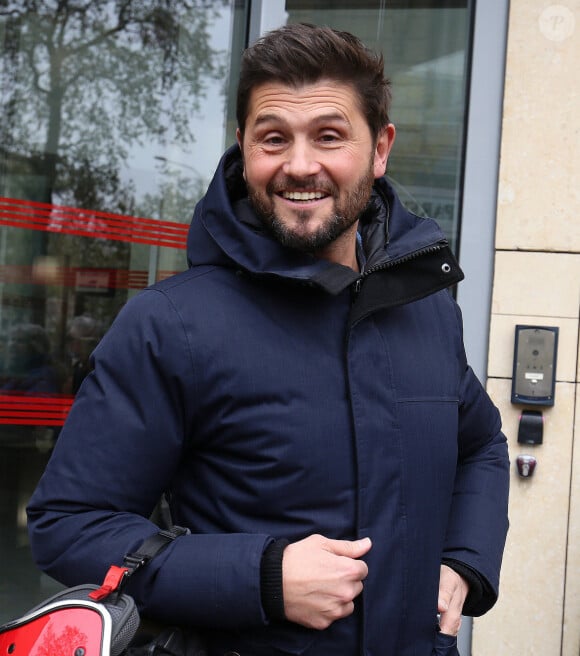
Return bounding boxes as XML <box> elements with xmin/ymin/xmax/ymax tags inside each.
<box><xmin>472</xmin><ymin>1</ymin><xmax>580</xmax><ymax>655</ymax></box>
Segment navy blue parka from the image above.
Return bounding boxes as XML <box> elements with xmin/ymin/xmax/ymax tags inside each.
<box><xmin>28</xmin><ymin>145</ymin><xmax>509</xmax><ymax>656</ymax></box>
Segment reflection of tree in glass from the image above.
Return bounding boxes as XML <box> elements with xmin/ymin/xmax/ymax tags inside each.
<box><xmin>137</xmin><ymin>168</ymin><xmax>207</xmax><ymax>225</ymax></box>
<box><xmin>0</xmin><ymin>0</ymin><xmax>229</xmax><ymax>211</ymax></box>
<box><xmin>35</xmin><ymin>622</ymin><xmax>88</xmax><ymax>656</ymax></box>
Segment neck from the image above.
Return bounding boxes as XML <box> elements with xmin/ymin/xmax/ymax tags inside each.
<box><xmin>314</xmin><ymin>223</ymin><xmax>360</xmax><ymax>271</ymax></box>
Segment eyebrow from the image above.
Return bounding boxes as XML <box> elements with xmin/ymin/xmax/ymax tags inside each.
<box><xmin>253</xmin><ymin>112</ymin><xmax>352</xmax><ymax>129</ymax></box>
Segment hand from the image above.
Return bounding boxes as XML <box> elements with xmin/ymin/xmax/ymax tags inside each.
<box><xmin>437</xmin><ymin>565</ymin><xmax>469</xmax><ymax>636</ymax></box>
<box><xmin>282</xmin><ymin>534</ymin><xmax>372</xmax><ymax>630</ymax></box>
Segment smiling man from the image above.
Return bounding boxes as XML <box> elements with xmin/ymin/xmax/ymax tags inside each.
<box><xmin>28</xmin><ymin>23</ymin><xmax>509</xmax><ymax>656</ymax></box>
<box><xmin>239</xmin><ymin>80</ymin><xmax>395</xmax><ymax>269</ymax></box>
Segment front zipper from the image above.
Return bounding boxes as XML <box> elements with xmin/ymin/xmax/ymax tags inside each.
<box><xmin>353</xmin><ymin>241</ymin><xmax>448</xmax><ymax>298</ymax></box>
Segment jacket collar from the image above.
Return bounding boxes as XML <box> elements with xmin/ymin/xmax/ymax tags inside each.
<box><xmin>187</xmin><ymin>145</ymin><xmax>463</xmax><ymax>301</ymax></box>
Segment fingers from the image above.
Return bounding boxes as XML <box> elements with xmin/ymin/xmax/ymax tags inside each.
<box><xmin>437</xmin><ymin>565</ymin><xmax>469</xmax><ymax>636</ymax></box>
<box><xmin>324</xmin><ymin>535</ymin><xmax>373</xmax><ymax>559</ymax></box>
<box><xmin>322</xmin><ymin>536</ymin><xmax>371</xmax><ymax>582</ymax></box>
<box><xmin>439</xmin><ymin>613</ymin><xmax>462</xmax><ymax>637</ymax></box>
<box><xmin>281</xmin><ymin>534</ymin><xmax>372</xmax><ymax>630</ymax></box>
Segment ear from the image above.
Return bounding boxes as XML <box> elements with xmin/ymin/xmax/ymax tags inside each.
<box><xmin>373</xmin><ymin>123</ymin><xmax>396</xmax><ymax>178</ymax></box>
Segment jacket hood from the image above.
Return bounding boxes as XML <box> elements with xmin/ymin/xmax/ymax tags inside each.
<box><xmin>187</xmin><ymin>145</ymin><xmax>457</xmax><ymax>295</ymax></box>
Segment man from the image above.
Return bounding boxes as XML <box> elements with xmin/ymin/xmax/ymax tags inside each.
<box><xmin>28</xmin><ymin>23</ymin><xmax>509</xmax><ymax>656</ymax></box>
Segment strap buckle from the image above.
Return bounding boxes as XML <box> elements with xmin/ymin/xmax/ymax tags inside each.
<box><xmin>89</xmin><ymin>525</ymin><xmax>190</xmax><ymax>602</ymax></box>
<box><xmin>88</xmin><ymin>565</ymin><xmax>130</xmax><ymax>601</ymax></box>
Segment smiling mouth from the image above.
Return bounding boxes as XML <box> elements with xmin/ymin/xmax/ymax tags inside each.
<box><xmin>281</xmin><ymin>191</ymin><xmax>327</xmax><ymax>201</ymax></box>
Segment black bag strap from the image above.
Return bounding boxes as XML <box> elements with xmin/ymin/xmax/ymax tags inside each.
<box><xmin>89</xmin><ymin>525</ymin><xmax>190</xmax><ymax>602</ymax></box>
<box><xmin>123</xmin><ymin>525</ymin><xmax>190</xmax><ymax>576</ymax></box>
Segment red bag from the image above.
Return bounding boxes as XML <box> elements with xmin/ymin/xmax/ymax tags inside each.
<box><xmin>0</xmin><ymin>583</ymin><xmax>139</xmax><ymax>656</ymax></box>
<box><xmin>0</xmin><ymin>526</ymin><xmax>204</xmax><ymax>656</ymax></box>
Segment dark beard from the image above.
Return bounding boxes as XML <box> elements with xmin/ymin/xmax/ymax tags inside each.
<box><xmin>248</xmin><ymin>165</ymin><xmax>375</xmax><ymax>254</ymax></box>
<box><xmin>257</xmin><ymin>205</ymin><xmax>360</xmax><ymax>253</ymax></box>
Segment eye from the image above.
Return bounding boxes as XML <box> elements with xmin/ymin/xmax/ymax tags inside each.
<box><xmin>258</xmin><ymin>132</ymin><xmax>287</xmax><ymax>151</ymax></box>
<box><xmin>265</xmin><ymin>135</ymin><xmax>285</xmax><ymax>145</ymax></box>
<box><xmin>318</xmin><ymin>131</ymin><xmax>342</xmax><ymax>145</ymax></box>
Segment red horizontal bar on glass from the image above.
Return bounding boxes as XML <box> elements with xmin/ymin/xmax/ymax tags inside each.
<box><xmin>0</xmin><ymin>265</ymin><xmax>180</xmax><ymax>289</ymax></box>
<box><xmin>0</xmin><ymin>394</ymin><xmax>74</xmax><ymax>426</ymax></box>
<box><xmin>0</xmin><ymin>197</ymin><xmax>189</xmax><ymax>249</ymax></box>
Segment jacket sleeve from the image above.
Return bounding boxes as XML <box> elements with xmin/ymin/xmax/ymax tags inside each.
<box><xmin>27</xmin><ymin>288</ymin><xmax>272</xmax><ymax>629</ymax></box>
<box><xmin>442</xmin><ymin>323</ymin><xmax>510</xmax><ymax>616</ymax></box>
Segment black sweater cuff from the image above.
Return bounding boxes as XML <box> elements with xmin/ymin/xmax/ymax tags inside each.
<box><xmin>260</xmin><ymin>539</ymin><xmax>289</xmax><ymax>622</ymax></box>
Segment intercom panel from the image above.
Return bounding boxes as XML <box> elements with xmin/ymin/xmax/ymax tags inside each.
<box><xmin>511</xmin><ymin>325</ymin><xmax>558</xmax><ymax>406</ymax></box>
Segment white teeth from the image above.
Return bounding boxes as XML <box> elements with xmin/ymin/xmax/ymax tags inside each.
<box><xmin>282</xmin><ymin>191</ymin><xmax>325</xmax><ymax>201</ymax></box>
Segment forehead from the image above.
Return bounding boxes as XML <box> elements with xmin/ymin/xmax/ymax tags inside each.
<box><xmin>245</xmin><ymin>80</ymin><xmax>365</xmax><ymax>127</ymax></box>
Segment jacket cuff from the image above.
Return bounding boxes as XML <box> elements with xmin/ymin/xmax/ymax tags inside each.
<box><xmin>260</xmin><ymin>539</ymin><xmax>289</xmax><ymax>622</ymax></box>
<box><xmin>442</xmin><ymin>558</ymin><xmax>496</xmax><ymax>616</ymax></box>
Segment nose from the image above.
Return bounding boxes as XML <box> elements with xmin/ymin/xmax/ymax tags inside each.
<box><xmin>282</xmin><ymin>139</ymin><xmax>321</xmax><ymax>178</ymax></box>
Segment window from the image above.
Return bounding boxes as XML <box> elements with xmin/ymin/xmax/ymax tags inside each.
<box><xmin>284</xmin><ymin>0</ymin><xmax>473</xmax><ymax>253</ymax></box>
<box><xmin>0</xmin><ymin>0</ymin><xmax>247</xmax><ymax>619</ymax></box>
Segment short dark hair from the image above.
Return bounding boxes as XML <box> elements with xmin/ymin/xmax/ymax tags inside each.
<box><xmin>236</xmin><ymin>23</ymin><xmax>392</xmax><ymax>141</ymax></box>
